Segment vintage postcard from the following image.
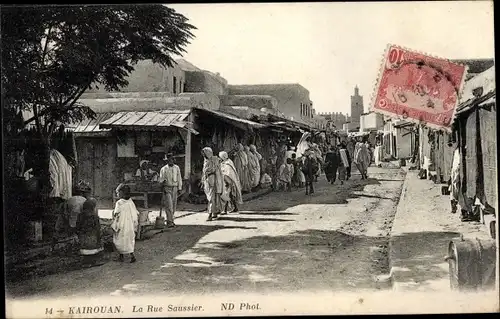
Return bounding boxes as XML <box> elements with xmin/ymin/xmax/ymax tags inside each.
<box><xmin>3</xmin><ymin>1</ymin><xmax>498</xmax><ymax>318</ymax></box>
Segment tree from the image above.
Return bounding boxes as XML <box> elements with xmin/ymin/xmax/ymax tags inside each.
<box><xmin>1</xmin><ymin>4</ymin><xmax>195</xmax><ymax>207</ymax></box>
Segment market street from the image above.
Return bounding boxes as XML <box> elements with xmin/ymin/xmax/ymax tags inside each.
<box><xmin>6</xmin><ymin>166</ymin><xmax>405</xmax><ymax>300</ymax></box>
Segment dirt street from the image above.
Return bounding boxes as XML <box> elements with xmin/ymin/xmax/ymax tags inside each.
<box><xmin>6</xmin><ymin>166</ymin><xmax>405</xmax><ymax>300</ymax></box>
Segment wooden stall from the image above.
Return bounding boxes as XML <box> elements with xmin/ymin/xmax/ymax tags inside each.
<box><xmin>74</xmin><ymin>109</ymin><xmax>197</xmax><ymax>204</ymax></box>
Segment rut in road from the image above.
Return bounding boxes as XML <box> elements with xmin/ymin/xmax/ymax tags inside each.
<box><xmin>335</xmin><ymin>170</ymin><xmax>405</xmax><ymax>287</ymax></box>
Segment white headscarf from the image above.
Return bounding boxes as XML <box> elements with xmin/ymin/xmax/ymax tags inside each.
<box><xmin>219</xmin><ymin>151</ymin><xmax>229</xmax><ymax>161</ymax></box>
<box><xmin>202</xmin><ymin>147</ymin><xmax>213</xmax><ymax>158</ymax></box>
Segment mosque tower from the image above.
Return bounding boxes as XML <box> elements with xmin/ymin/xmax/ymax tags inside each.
<box><xmin>350</xmin><ymin>85</ymin><xmax>364</xmax><ymax>127</ymax></box>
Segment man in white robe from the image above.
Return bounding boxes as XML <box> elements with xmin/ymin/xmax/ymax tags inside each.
<box><xmin>219</xmin><ymin>151</ymin><xmax>243</xmax><ymax>214</ymax></box>
<box><xmin>158</xmin><ymin>154</ymin><xmax>183</xmax><ymax>228</ymax></box>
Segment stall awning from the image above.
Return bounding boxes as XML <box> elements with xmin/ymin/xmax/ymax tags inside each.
<box><xmin>479</xmin><ymin>95</ymin><xmax>496</xmax><ymax>107</ymax></box>
<box><xmin>195</xmin><ymin>108</ymin><xmax>265</xmax><ymax>130</ymax></box>
<box><xmin>99</xmin><ymin>109</ymin><xmax>198</xmax><ymax>134</ymax></box>
<box><xmin>393</xmin><ymin>121</ymin><xmax>415</xmax><ymax>129</ymax></box>
<box><xmin>456</xmin><ymin>66</ymin><xmax>496</xmax><ymax>115</ymax></box>
<box><xmin>456</xmin><ymin>91</ymin><xmax>496</xmax><ymax>115</ymax></box>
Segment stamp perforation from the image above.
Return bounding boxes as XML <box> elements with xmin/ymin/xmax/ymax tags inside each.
<box><xmin>369</xmin><ymin>44</ymin><xmax>469</xmax><ymax>133</ymax></box>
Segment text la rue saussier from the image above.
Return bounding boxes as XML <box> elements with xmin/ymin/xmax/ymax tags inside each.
<box><xmin>43</xmin><ymin>301</ymin><xmax>261</xmax><ymax>315</ymax></box>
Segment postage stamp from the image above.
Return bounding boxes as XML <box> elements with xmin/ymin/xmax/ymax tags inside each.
<box><xmin>370</xmin><ymin>44</ymin><xmax>468</xmax><ymax>131</ymax></box>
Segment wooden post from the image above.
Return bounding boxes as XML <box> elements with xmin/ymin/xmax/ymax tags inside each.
<box><xmin>184</xmin><ymin>112</ymin><xmax>193</xmax><ymax>194</ymax></box>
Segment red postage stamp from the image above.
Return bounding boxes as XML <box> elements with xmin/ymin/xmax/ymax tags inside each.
<box><xmin>370</xmin><ymin>45</ymin><xmax>468</xmax><ymax>131</ymax></box>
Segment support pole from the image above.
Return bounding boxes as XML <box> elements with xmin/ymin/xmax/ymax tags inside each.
<box><xmin>184</xmin><ymin>112</ymin><xmax>193</xmax><ymax>194</ymax></box>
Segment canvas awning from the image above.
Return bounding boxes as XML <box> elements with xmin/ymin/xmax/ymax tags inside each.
<box><xmin>260</xmin><ymin>114</ymin><xmax>313</xmax><ymax>132</ymax></box>
<box><xmin>99</xmin><ymin>109</ymin><xmax>198</xmax><ymax>134</ymax></box>
<box><xmin>194</xmin><ymin>108</ymin><xmax>265</xmax><ymax>130</ymax></box>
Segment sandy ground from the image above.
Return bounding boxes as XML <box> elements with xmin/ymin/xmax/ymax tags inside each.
<box><xmin>6</xmin><ymin>166</ymin><xmax>405</xmax><ymax>300</ymax></box>
<box><xmin>390</xmin><ymin>169</ymin><xmax>494</xmax><ymax>292</ymax></box>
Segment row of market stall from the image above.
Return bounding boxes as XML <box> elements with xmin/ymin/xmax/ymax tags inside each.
<box><xmin>418</xmin><ymin>65</ymin><xmax>496</xmax><ymax>235</ymax></box>
<box><xmin>72</xmin><ymin>104</ymin><xmax>335</xmax><ymax>201</ymax></box>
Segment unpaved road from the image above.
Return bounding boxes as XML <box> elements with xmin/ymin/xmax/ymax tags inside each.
<box><xmin>6</xmin><ymin>166</ymin><xmax>405</xmax><ymax>300</ymax></box>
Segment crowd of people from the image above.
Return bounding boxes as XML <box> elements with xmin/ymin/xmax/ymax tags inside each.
<box><xmin>197</xmin><ymin>136</ymin><xmax>376</xmax><ymax>220</ymax></box>
<box><xmin>53</xmin><ymin>135</ymin><xmax>377</xmax><ymax>267</ymax></box>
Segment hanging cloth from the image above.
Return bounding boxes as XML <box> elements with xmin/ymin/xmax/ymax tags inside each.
<box><xmin>49</xmin><ymin>149</ymin><xmax>72</xmax><ymax>199</ymax></box>
<box><xmin>212</xmin><ymin>127</ymin><xmax>217</xmax><ymax>146</ymax></box>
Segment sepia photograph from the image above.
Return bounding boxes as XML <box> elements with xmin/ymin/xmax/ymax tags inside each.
<box><xmin>2</xmin><ymin>1</ymin><xmax>498</xmax><ymax>317</ymax></box>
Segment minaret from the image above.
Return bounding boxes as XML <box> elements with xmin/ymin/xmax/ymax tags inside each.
<box><xmin>350</xmin><ymin>85</ymin><xmax>364</xmax><ymax>127</ymax></box>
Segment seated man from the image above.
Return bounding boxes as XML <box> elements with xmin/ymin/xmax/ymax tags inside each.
<box><xmin>135</xmin><ymin>160</ymin><xmax>158</xmax><ymax>182</ymax></box>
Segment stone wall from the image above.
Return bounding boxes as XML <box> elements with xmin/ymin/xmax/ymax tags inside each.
<box><xmin>80</xmin><ymin>93</ymin><xmax>220</xmax><ymax>113</ymax></box>
<box><xmin>86</xmin><ymin>60</ymin><xmax>186</xmax><ymax>94</ymax></box>
<box><xmin>220</xmin><ymin>95</ymin><xmax>278</xmax><ymax>110</ymax></box>
<box><xmin>184</xmin><ymin>71</ymin><xmax>228</xmax><ymax>95</ymax></box>
<box><xmin>179</xmin><ymin>93</ymin><xmax>221</xmax><ymax>111</ymax></box>
<box><xmin>228</xmin><ymin>84</ymin><xmax>311</xmax><ymax>122</ymax></box>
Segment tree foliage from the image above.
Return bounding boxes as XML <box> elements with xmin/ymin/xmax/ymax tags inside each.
<box><xmin>2</xmin><ymin>4</ymin><xmax>196</xmax><ymax>140</ymax></box>
<box><xmin>1</xmin><ymin>5</ymin><xmax>196</xmax><ymax>219</ymax></box>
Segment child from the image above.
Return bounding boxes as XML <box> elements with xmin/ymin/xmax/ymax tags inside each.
<box><xmin>111</xmin><ymin>185</ymin><xmax>139</xmax><ymax>263</ymax></box>
<box><xmin>260</xmin><ymin>169</ymin><xmax>272</xmax><ymax>189</ymax></box>
<box><xmin>76</xmin><ymin>198</ymin><xmax>104</xmax><ymax>267</ymax></box>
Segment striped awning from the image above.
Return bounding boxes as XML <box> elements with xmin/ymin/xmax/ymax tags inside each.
<box><xmin>99</xmin><ymin>109</ymin><xmax>197</xmax><ymax>133</ymax></box>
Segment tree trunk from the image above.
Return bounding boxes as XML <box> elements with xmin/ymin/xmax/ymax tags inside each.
<box><xmin>36</xmin><ymin>136</ymin><xmax>52</xmax><ymax>220</ymax></box>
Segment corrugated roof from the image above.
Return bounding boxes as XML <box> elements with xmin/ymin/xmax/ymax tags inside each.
<box><xmin>100</xmin><ymin>109</ymin><xmax>193</xmax><ymax>132</ymax></box>
<box><xmin>73</xmin><ymin>113</ymin><xmax>114</xmax><ymax>133</ymax></box>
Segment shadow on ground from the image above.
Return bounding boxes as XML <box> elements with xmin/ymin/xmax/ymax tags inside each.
<box><xmin>389</xmin><ymin>231</ymin><xmax>461</xmax><ymax>289</ymax></box>
<box><xmin>5</xmin><ymin>224</ymin><xmax>257</xmax><ymax>299</ymax></box>
<box><xmin>6</xmin><ymin>167</ymin><xmax>404</xmax><ymax>298</ymax></box>
<box><xmin>138</xmin><ymin>229</ymin><xmax>392</xmax><ymax>294</ymax></box>
<box><xmin>215</xmin><ymin>216</ymin><xmax>295</xmax><ymax>223</ymax></box>
<box><xmin>247</xmin><ymin>176</ymin><xmax>386</xmax><ymax>212</ymax></box>
<box><xmin>237</xmin><ymin>212</ymin><xmax>298</xmax><ymax>216</ymax></box>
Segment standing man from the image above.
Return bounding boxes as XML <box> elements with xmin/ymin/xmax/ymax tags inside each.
<box><xmin>354</xmin><ymin>138</ymin><xmax>371</xmax><ymax>179</ymax></box>
<box><xmin>324</xmin><ymin>145</ymin><xmax>340</xmax><ymax>184</ymax></box>
<box><xmin>346</xmin><ymin>138</ymin><xmax>355</xmax><ymax>179</ymax></box>
<box><xmin>291</xmin><ymin>153</ymin><xmax>299</xmax><ymax>187</ymax></box>
<box><xmin>158</xmin><ymin>153</ymin><xmax>182</xmax><ymax>228</ymax></box>
<box><xmin>201</xmin><ymin>147</ymin><xmax>224</xmax><ymax>221</ymax></box>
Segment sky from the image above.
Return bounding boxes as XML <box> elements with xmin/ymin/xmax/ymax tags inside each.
<box><xmin>168</xmin><ymin>1</ymin><xmax>494</xmax><ymax>115</ymax></box>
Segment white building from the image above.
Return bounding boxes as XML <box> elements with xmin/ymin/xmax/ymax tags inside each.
<box><xmin>360</xmin><ymin>112</ymin><xmax>384</xmax><ymax>132</ymax></box>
